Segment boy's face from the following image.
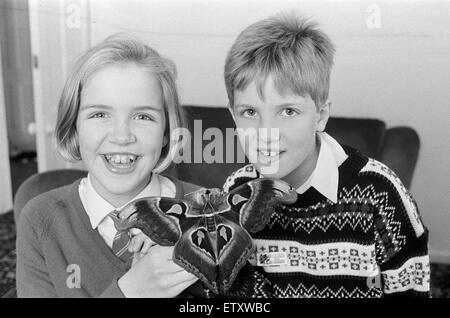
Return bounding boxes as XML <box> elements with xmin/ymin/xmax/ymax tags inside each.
<box><xmin>77</xmin><ymin>63</ymin><xmax>167</xmax><ymax>207</ymax></box>
<box><xmin>231</xmin><ymin>75</ymin><xmax>329</xmax><ymax>188</ymax></box>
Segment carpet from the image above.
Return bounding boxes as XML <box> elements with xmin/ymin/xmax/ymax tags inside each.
<box><xmin>0</xmin><ymin>212</ymin><xmax>16</xmax><ymax>296</ymax></box>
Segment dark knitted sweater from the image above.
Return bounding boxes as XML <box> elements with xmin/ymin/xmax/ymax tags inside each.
<box><xmin>224</xmin><ymin>146</ymin><xmax>430</xmax><ymax>298</ymax></box>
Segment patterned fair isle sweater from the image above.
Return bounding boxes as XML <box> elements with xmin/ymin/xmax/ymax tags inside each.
<box><xmin>223</xmin><ymin>146</ymin><xmax>430</xmax><ymax>298</ymax></box>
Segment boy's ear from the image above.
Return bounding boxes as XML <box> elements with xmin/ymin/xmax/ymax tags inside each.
<box><xmin>316</xmin><ymin>100</ymin><xmax>331</xmax><ymax>132</ymax></box>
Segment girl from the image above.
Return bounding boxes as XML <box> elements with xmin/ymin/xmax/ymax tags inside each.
<box><xmin>16</xmin><ymin>34</ymin><xmax>199</xmax><ymax>297</ymax></box>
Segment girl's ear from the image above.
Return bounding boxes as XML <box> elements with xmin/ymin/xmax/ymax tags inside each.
<box><xmin>316</xmin><ymin>100</ymin><xmax>331</xmax><ymax>132</ymax></box>
<box><xmin>162</xmin><ymin>134</ymin><xmax>169</xmax><ymax>148</ymax></box>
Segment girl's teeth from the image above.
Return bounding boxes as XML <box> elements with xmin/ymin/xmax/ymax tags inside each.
<box><xmin>105</xmin><ymin>154</ymin><xmax>137</xmax><ymax>164</ymax></box>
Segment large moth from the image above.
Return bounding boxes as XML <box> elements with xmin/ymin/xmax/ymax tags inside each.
<box><xmin>110</xmin><ymin>178</ymin><xmax>297</xmax><ymax>295</ymax></box>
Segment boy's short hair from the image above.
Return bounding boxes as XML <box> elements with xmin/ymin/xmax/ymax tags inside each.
<box><xmin>55</xmin><ymin>33</ymin><xmax>185</xmax><ymax>173</ymax></box>
<box><xmin>224</xmin><ymin>12</ymin><xmax>335</xmax><ymax>108</ymax></box>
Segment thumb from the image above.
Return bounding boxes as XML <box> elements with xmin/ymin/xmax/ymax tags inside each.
<box><xmin>129</xmin><ymin>228</ymin><xmax>143</xmax><ymax>235</ymax></box>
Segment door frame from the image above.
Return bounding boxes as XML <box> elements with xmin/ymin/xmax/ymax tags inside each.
<box><xmin>29</xmin><ymin>0</ymin><xmax>90</xmax><ymax>172</ymax></box>
<box><xmin>0</xmin><ymin>40</ymin><xmax>13</xmax><ymax>214</ymax></box>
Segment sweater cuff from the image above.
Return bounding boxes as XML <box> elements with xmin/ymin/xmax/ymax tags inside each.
<box><xmin>99</xmin><ymin>279</ymin><xmax>126</xmax><ymax>298</ymax></box>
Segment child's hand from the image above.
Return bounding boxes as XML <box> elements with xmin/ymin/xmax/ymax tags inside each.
<box><xmin>118</xmin><ymin>245</ymin><xmax>198</xmax><ymax>298</ymax></box>
<box><xmin>128</xmin><ymin>229</ymin><xmax>155</xmax><ymax>266</ymax></box>
<box><xmin>128</xmin><ymin>230</ymin><xmax>155</xmax><ymax>254</ymax></box>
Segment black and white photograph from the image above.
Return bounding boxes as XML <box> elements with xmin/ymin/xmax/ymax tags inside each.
<box><xmin>0</xmin><ymin>0</ymin><xmax>449</xmax><ymax>302</ymax></box>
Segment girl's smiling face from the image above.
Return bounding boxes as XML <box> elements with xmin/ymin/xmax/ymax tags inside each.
<box><xmin>77</xmin><ymin>63</ymin><xmax>167</xmax><ymax>207</ymax></box>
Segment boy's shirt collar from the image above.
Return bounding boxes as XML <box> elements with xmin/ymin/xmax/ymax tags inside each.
<box><xmin>296</xmin><ymin>132</ymin><xmax>348</xmax><ymax>203</ymax></box>
<box><xmin>80</xmin><ymin>173</ymin><xmax>162</xmax><ymax>229</ymax></box>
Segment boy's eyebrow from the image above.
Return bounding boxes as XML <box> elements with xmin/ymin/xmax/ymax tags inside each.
<box><xmin>79</xmin><ymin>104</ymin><xmax>163</xmax><ymax>112</ymax></box>
<box><xmin>274</xmin><ymin>102</ymin><xmax>306</xmax><ymax>109</ymax></box>
<box><xmin>234</xmin><ymin>103</ymin><xmax>254</xmax><ymax>109</ymax></box>
<box><xmin>234</xmin><ymin>102</ymin><xmax>305</xmax><ymax>109</ymax></box>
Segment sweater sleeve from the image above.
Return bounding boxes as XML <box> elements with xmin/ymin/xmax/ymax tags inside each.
<box><xmin>16</xmin><ymin>204</ymin><xmax>58</xmax><ymax>298</ymax></box>
<box><xmin>98</xmin><ymin>279</ymin><xmax>126</xmax><ymax>298</ymax></box>
<box><xmin>366</xmin><ymin>160</ymin><xmax>430</xmax><ymax>298</ymax></box>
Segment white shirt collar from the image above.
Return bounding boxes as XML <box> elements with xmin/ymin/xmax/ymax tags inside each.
<box><xmin>296</xmin><ymin>132</ymin><xmax>348</xmax><ymax>203</ymax></box>
<box><xmin>79</xmin><ymin>173</ymin><xmax>162</xmax><ymax>229</ymax></box>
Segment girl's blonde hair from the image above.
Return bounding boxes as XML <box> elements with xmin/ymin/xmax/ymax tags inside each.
<box><xmin>55</xmin><ymin>33</ymin><xmax>185</xmax><ymax>173</ymax></box>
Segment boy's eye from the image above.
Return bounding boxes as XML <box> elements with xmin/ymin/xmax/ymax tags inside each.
<box><xmin>281</xmin><ymin>108</ymin><xmax>299</xmax><ymax>117</ymax></box>
<box><xmin>241</xmin><ymin>109</ymin><xmax>257</xmax><ymax>118</ymax></box>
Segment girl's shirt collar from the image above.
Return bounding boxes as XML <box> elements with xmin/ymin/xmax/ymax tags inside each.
<box><xmin>79</xmin><ymin>173</ymin><xmax>161</xmax><ymax>229</ymax></box>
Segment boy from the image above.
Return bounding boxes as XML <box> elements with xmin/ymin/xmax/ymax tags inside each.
<box><xmin>223</xmin><ymin>12</ymin><xmax>430</xmax><ymax>298</ymax></box>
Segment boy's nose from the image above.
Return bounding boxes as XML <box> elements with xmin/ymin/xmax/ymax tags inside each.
<box><xmin>258</xmin><ymin>116</ymin><xmax>277</xmax><ymax>130</ymax></box>
<box><xmin>109</xmin><ymin>121</ymin><xmax>136</xmax><ymax>144</ymax></box>
<box><xmin>257</xmin><ymin>118</ymin><xmax>280</xmax><ymax>143</ymax></box>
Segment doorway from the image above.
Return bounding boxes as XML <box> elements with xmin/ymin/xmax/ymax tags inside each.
<box><xmin>0</xmin><ymin>0</ymin><xmax>37</xmax><ymax>211</ymax></box>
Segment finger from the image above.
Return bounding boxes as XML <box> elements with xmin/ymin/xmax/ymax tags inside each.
<box><xmin>157</xmin><ymin>269</ymin><xmax>197</xmax><ymax>290</ymax></box>
<box><xmin>132</xmin><ymin>253</ymin><xmax>139</xmax><ymax>267</ymax></box>
<box><xmin>130</xmin><ymin>228</ymin><xmax>142</xmax><ymax>235</ymax></box>
<box><xmin>167</xmin><ymin>269</ymin><xmax>198</xmax><ymax>288</ymax></box>
<box><xmin>135</xmin><ymin>233</ymin><xmax>157</xmax><ymax>248</ymax></box>
<box><xmin>128</xmin><ymin>238</ymin><xmax>135</xmax><ymax>253</ymax></box>
<box><xmin>166</xmin><ymin>271</ymin><xmax>198</xmax><ymax>291</ymax></box>
<box><xmin>130</xmin><ymin>236</ymin><xmax>144</xmax><ymax>253</ymax></box>
<box><xmin>136</xmin><ymin>252</ymin><xmax>190</xmax><ymax>276</ymax></box>
<box><xmin>134</xmin><ymin>238</ymin><xmax>144</xmax><ymax>253</ymax></box>
<box><xmin>156</xmin><ymin>261</ymin><xmax>187</xmax><ymax>275</ymax></box>
<box><xmin>141</xmin><ymin>238</ymin><xmax>156</xmax><ymax>254</ymax></box>
<box><xmin>146</xmin><ymin>245</ymin><xmax>174</xmax><ymax>260</ymax></box>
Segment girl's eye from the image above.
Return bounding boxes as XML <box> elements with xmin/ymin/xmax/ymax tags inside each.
<box><xmin>135</xmin><ymin>113</ymin><xmax>154</xmax><ymax>121</ymax></box>
<box><xmin>90</xmin><ymin>112</ymin><xmax>107</xmax><ymax>119</ymax></box>
<box><xmin>281</xmin><ymin>108</ymin><xmax>299</xmax><ymax>117</ymax></box>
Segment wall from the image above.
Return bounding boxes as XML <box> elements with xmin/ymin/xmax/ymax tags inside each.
<box><xmin>86</xmin><ymin>0</ymin><xmax>450</xmax><ymax>261</ymax></box>
<box><xmin>0</xmin><ymin>0</ymin><xmax>35</xmax><ymax>153</ymax></box>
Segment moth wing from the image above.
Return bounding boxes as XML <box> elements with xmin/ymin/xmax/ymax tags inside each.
<box><xmin>228</xmin><ymin>178</ymin><xmax>298</xmax><ymax>233</ymax></box>
<box><xmin>173</xmin><ymin>217</ymin><xmax>220</xmax><ymax>294</ymax></box>
<box><xmin>172</xmin><ymin>213</ymin><xmax>255</xmax><ymax>295</ymax></box>
<box><xmin>215</xmin><ymin>214</ymin><xmax>255</xmax><ymax>294</ymax></box>
<box><xmin>114</xmin><ymin>197</ymin><xmax>188</xmax><ymax>246</ymax></box>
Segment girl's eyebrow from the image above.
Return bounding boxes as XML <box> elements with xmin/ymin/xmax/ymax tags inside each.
<box><xmin>133</xmin><ymin>105</ymin><xmax>163</xmax><ymax>113</ymax></box>
<box><xmin>79</xmin><ymin>104</ymin><xmax>163</xmax><ymax>112</ymax></box>
<box><xmin>79</xmin><ymin>104</ymin><xmax>109</xmax><ymax>111</ymax></box>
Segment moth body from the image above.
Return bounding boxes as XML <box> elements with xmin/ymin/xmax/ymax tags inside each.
<box><xmin>205</xmin><ymin>215</ymin><xmax>217</xmax><ymax>232</ymax></box>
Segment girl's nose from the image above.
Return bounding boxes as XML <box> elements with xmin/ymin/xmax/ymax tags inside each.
<box><xmin>109</xmin><ymin>120</ymin><xmax>136</xmax><ymax>145</ymax></box>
